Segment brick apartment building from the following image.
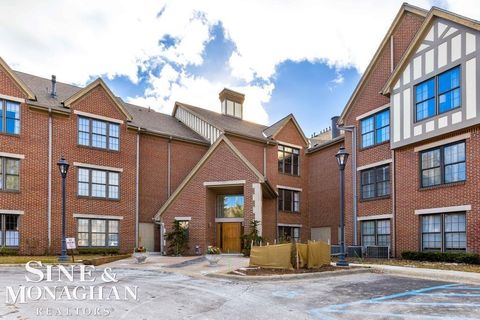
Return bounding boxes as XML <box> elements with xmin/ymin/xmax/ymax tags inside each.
<box><xmin>1</xmin><ymin>3</ymin><xmax>478</xmax><ymax>258</ymax></box>
<box><xmin>0</xmin><ymin>54</ymin><xmax>317</xmax><ymax>255</ymax></box>
<box><xmin>331</xmin><ymin>3</ymin><xmax>480</xmax><ymax>256</ymax></box>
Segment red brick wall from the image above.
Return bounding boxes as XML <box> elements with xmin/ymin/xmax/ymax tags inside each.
<box><xmin>395</xmin><ymin>128</ymin><xmax>480</xmax><ymax>255</ymax></box>
<box><xmin>342</xmin><ymin>11</ymin><xmax>424</xmax><ymax>246</ymax></box>
<box><xmin>307</xmin><ymin>140</ymin><xmax>343</xmax><ymax>244</ymax></box>
<box><xmin>0</xmin><ymin>67</ymin><xmax>49</xmax><ymax>255</ymax></box>
<box><xmin>139</xmin><ymin>135</ymin><xmax>168</xmax><ymax>223</ymax></box>
<box><xmin>268</xmin><ymin>120</ymin><xmax>310</xmax><ymax>242</ymax></box>
<box><xmin>50</xmin><ymin>85</ymin><xmax>137</xmax><ymax>254</ymax></box>
<box><xmin>161</xmin><ymin>140</ymin><xmax>259</xmax><ymax>255</ymax></box>
<box><xmin>227</xmin><ymin>135</ymin><xmax>265</xmax><ymax>174</ymax></box>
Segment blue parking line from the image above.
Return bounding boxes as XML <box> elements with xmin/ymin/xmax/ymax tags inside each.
<box><xmin>448</xmin><ymin>286</ymin><xmax>480</xmax><ymax>290</ymax></box>
<box><xmin>314</xmin><ymin>309</ymin><xmax>480</xmax><ymax>320</ymax></box>
<box><xmin>367</xmin><ymin>283</ymin><xmax>461</xmax><ymax>302</ymax></box>
<box><xmin>367</xmin><ymin>301</ymin><xmax>480</xmax><ymax>307</ymax></box>
<box><xmin>308</xmin><ymin>283</ymin><xmax>466</xmax><ymax>319</ymax></box>
<box><xmin>417</xmin><ymin>293</ymin><xmax>480</xmax><ymax>297</ymax></box>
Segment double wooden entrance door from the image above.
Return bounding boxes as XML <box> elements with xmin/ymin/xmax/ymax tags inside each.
<box><xmin>216</xmin><ymin>222</ymin><xmax>242</xmax><ymax>253</ymax></box>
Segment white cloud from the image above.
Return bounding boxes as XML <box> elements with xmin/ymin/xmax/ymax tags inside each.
<box><xmin>0</xmin><ymin>0</ymin><xmax>478</xmax><ymax>125</ymax></box>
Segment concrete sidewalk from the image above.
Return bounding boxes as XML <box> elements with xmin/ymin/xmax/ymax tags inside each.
<box><xmin>354</xmin><ymin>263</ymin><xmax>480</xmax><ymax>284</ymax></box>
<box><xmin>105</xmin><ymin>254</ymin><xmax>249</xmax><ymax>278</ymax></box>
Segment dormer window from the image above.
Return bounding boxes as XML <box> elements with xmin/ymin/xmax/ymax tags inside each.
<box><xmin>219</xmin><ymin>88</ymin><xmax>245</xmax><ymax>119</ymax></box>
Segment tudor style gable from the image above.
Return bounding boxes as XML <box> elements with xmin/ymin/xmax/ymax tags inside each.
<box><xmin>385</xmin><ymin>10</ymin><xmax>479</xmax><ymax>148</ymax></box>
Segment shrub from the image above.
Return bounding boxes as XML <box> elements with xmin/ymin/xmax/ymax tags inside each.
<box><xmin>166</xmin><ymin>220</ymin><xmax>189</xmax><ymax>256</ymax></box>
<box><xmin>241</xmin><ymin>220</ymin><xmax>264</xmax><ymax>256</ymax></box>
<box><xmin>77</xmin><ymin>248</ymin><xmax>120</xmax><ymax>255</ymax></box>
<box><xmin>0</xmin><ymin>248</ymin><xmax>19</xmax><ymax>256</ymax></box>
<box><xmin>401</xmin><ymin>251</ymin><xmax>480</xmax><ymax>264</ymax></box>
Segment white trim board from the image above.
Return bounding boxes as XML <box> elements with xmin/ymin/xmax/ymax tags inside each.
<box><xmin>276</xmin><ymin>185</ymin><xmax>303</xmax><ymax>192</ymax></box>
<box><xmin>73</xmin><ymin>162</ymin><xmax>123</xmax><ymax>172</ymax></box>
<box><xmin>278</xmin><ymin>223</ymin><xmax>302</xmax><ymax>227</ymax></box>
<box><xmin>0</xmin><ymin>93</ymin><xmax>25</xmax><ymax>103</ymax></box>
<box><xmin>215</xmin><ymin>218</ymin><xmax>243</xmax><ymax>223</ymax></box>
<box><xmin>0</xmin><ymin>152</ymin><xmax>25</xmax><ymax>159</ymax></box>
<box><xmin>414</xmin><ymin>133</ymin><xmax>471</xmax><ymax>153</ymax></box>
<box><xmin>355</xmin><ymin>104</ymin><xmax>390</xmax><ymax>121</ymax></box>
<box><xmin>174</xmin><ymin>216</ymin><xmax>192</xmax><ymax>221</ymax></box>
<box><xmin>357</xmin><ymin>159</ymin><xmax>392</xmax><ymax>171</ymax></box>
<box><xmin>276</xmin><ymin>140</ymin><xmax>303</xmax><ymax>149</ymax></box>
<box><xmin>73</xmin><ymin>110</ymin><xmax>124</xmax><ymax>124</ymax></box>
<box><xmin>73</xmin><ymin>213</ymin><xmax>124</xmax><ymax>220</ymax></box>
<box><xmin>203</xmin><ymin>180</ymin><xmax>246</xmax><ymax>186</ymax></box>
<box><xmin>357</xmin><ymin>214</ymin><xmax>393</xmax><ymax>221</ymax></box>
<box><xmin>0</xmin><ymin>209</ymin><xmax>24</xmax><ymax>215</ymax></box>
<box><xmin>415</xmin><ymin>205</ymin><xmax>472</xmax><ymax>215</ymax></box>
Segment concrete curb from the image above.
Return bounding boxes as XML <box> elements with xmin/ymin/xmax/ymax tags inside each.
<box><xmin>206</xmin><ymin>267</ymin><xmax>373</xmax><ymax>281</ymax></box>
<box><xmin>354</xmin><ymin>263</ymin><xmax>480</xmax><ymax>285</ymax></box>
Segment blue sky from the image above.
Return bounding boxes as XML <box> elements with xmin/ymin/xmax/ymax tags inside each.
<box><xmin>104</xmin><ymin>22</ymin><xmax>361</xmax><ymax>136</ymax></box>
<box><xmin>2</xmin><ymin>1</ymin><xmax>477</xmax><ymax>138</ymax></box>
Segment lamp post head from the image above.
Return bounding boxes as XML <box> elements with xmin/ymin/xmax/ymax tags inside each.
<box><xmin>57</xmin><ymin>156</ymin><xmax>70</xmax><ymax>178</ymax></box>
<box><xmin>335</xmin><ymin>146</ymin><xmax>349</xmax><ymax>170</ymax></box>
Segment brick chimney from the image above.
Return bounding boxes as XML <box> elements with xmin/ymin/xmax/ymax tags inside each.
<box><xmin>219</xmin><ymin>88</ymin><xmax>245</xmax><ymax>119</ymax></box>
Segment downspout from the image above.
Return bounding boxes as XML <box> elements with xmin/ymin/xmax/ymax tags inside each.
<box><xmin>337</xmin><ymin>124</ymin><xmax>358</xmax><ymax>246</ymax></box>
<box><xmin>391</xmin><ymin>149</ymin><xmax>396</xmax><ymax>257</ymax></box>
<box><xmin>135</xmin><ymin>129</ymin><xmax>140</xmax><ymax>248</ymax></box>
<box><xmin>263</xmin><ymin>144</ymin><xmax>267</xmax><ymax>176</ymax></box>
<box><xmin>47</xmin><ymin>108</ymin><xmax>52</xmax><ymax>253</ymax></box>
<box><xmin>168</xmin><ymin>136</ymin><xmax>172</xmax><ymax>197</ymax></box>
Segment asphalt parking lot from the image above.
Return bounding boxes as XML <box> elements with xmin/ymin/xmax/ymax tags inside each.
<box><xmin>0</xmin><ymin>265</ymin><xmax>479</xmax><ymax>319</ymax></box>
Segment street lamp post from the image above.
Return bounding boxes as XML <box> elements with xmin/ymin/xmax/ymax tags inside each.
<box><xmin>335</xmin><ymin>146</ymin><xmax>349</xmax><ymax>267</ymax></box>
<box><xmin>57</xmin><ymin>156</ymin><xmax>70</xmax><ymax>262</ymax></box>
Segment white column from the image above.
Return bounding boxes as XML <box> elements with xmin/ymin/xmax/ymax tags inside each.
<box><xmin>252</xmin><ymin>183</ymin><xmax>263</xmax><ymax>236</ymax></box>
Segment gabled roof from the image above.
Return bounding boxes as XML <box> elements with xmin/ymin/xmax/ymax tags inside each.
<box><xmin>12</xmin><ymin>68</ymin><xmax>208</xmax><ymax>144</ymax></box>
<box><xmin>174</xmin><ymin>102</ymin><xmax>308</xmax><ymax>144</ymax></box>
<box><xmin>262</xmin><ymin>113</ymin><xmax>309</xmax><ymax>145</ymax></box>
<box><xmin>382</xmin><ymin>7</ymin><xmax>480</xmax><ymax>95</ymax></box>
<box><xmin>174</xmin><ymin>102</ymin><xmax>270</xmax><ymax>141</ymax></box>
<box><xmin>153</xmin><ymin>135</ymin><xmax>277</xmax><ymax>220</ymax></box>
<box><xmin>307</xmin><ymin>135</ymin><xmax>344</xmax><ymax>154</ymax></box>
<box><xmin>15</xmin><ymin>70</ymin><xmax>79</xmax><ymax>113</ymax></box>
<box><xmin>338</xmin><ymin>3</ymin><xmax>428</xmax><ymax>124</ymax></box>
<box><xmin>123</xmin><ymin>101</ymin><xmax>208</xmax><ymax>145</ymax></box>
<box><xmin>0</xmin><ymin>58</ymin><xmax>36</xmax><ymax>100</ymax></box>
<box><xmin>63</xmin><ymin>78</ymin><xmax>132</xmax><ymax>121</ymax></box>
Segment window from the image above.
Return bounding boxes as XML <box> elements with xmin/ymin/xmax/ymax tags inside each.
<box><xmin>78</xmin><ymin>116</ymin><xmax>120</xmax><ymax>151</ymax></box>
<box><xmin>415</xmin><ymin>66</ymin><xmax>461</xmax><ymax>122</ymax></box>
<box><xmin>420</xmin><ymin>141</ymin><xmax>465</xmax><ymax>187</ymax></box>
<box><xmin>216</xmin><ymin>195</ymin><xmax>244</xmax><ymax>218</ymax></box>
<box><xmin>361</xmin><ymin>109</ymin><xmax>390</xmax><ymax>148</ymax></box>
<box><xmin>0</xmin><ymin>214</ymin><xmax>19</xmax><ymax>247</ymax></box>
<box><xmin>0</xmin><ymin>157</ymin><xmax>20</xmax><ymax>191</ymax></box>
<box><xmin>223</xmin><ymin>99</ymin><xmax>242</xmax><ymax>118</ymax></box>
<box><xmin>360</xmin><ymin>165</ymin><xmax>390</xmax><ymax>199</ymax></box>
<box><xmin>77</xmin><ymin>218</ymin><xmax>119</xmax><ymax>247</ymax></box>
<box><xmin>421</xmin><ymin>213</ymin><xmax>466</xmax><ymax>252</ymax></box>
<box><xmin>361</xmin><ymin>219</ymin><xmax>391</xmax><ymax>247</ymax></box>
<box><xmin>77</xmin><ymin>168</ymin><xmax>120</xmax><ymax>199</ymax></box>
<box><xmin>0</xmin><ymin>99</ymin><xmax>20</xmax><ymax>135</ymax></box>
<box><xmin>278</xmin><ymin>145</ymin><xmax>300</xmax><ymax>175</ymax></box>
<box><xmin>278</xmin><ymin>226</ymin><xmax>300</xmax><ymax>242</ymax></box>
<box><xmin>278</xmin><ymin>189</ymin><xmax>300</xmax><ymax>213</ymax></box>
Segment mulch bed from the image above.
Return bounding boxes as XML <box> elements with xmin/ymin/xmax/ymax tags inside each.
<box><xmin>229</xmin><ymin>265</ymin><xmax>349</xmax><ymax>276</ymax></box>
